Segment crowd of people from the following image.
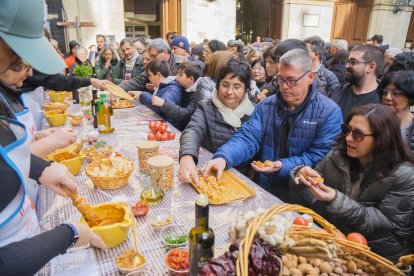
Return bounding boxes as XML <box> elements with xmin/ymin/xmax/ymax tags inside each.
<box><xmin>0</xmin><ymin>0</ymin><xmax>414</xmax><ymax>274</ymax></box>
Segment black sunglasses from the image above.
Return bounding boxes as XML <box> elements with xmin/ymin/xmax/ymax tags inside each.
<box><xmin>341</xmin><ymin>124</ymin><xmax>374</xmax><ymax>142</ymax></box>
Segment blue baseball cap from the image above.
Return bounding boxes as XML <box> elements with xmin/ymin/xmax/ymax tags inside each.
<box><xmin>170</xmin><ymin>36</ymin><xmax>190</xmax><ymax>53</ymax></box>
<box><xmin>0</xmin><ymin>0</ymin><xmax>65</xmax><ymax>74</ymax></box>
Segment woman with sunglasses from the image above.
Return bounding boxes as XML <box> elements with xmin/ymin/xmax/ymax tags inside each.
<box><xmin>290</xmin><ymin>104</ymin><xmax>414</xmax><ymax>261</ymax></box>
<box><xmin>379</xmin><ymin>71</ymin><xmax>414</xmax><ymax>150</ymax></box>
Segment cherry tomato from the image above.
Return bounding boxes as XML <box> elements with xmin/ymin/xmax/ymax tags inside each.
<box><xmin>160</xmin><ymin>132</ymin><xmax>169</xmax><ymax>141</ymax></box>
<box><xmin>149</xmin><ymin>121</ymin><xmax>156</xmax><ymax>131</ymax></box>
<box><xmin>155</xmin><ymin>131</ymin><xmax>162</xmax><ymax>141</ymax></box>
<box><xmin>131</xmin><ymin>202</ymin><xmax>149</xmax><ymax>217</ymax></box>
<box><xmin>293</xmin><ymin>217</ymin><xmax>309</xmax><ymax>226</ymax></box>
<box><xmin>154</xmin><ymin>121</ymin><xmax>161</xmax><ymax>131</ymax></box>
<box><xmin>347</xmin><ymin>232</ymin><xmax>367</xmax><ymax>246</ymax></box>
<box><xmin>158</xmin><ymin>125</ymin><xmax>167</xmax><ymax>134</ymax></box>
<box><xmin>167</xmin><ymin>131</ymin><xmax>176</xmax><ymax>140</ymax></box>
<box><xmin>147</xmin><ymin>133</ymin><xmax>156</xmax><ymax>141</ymax></box>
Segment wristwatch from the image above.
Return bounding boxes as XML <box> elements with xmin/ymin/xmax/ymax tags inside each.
<box><xmin>64</xmin><ymin>223</ymin><xmax>79</xmax><ymax>248</ymax></box>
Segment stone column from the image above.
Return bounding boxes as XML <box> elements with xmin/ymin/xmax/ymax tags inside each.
<box><xmin>281</xmin><ymin>0</ymin><xmax>335</xmax><ymax>41</ymax></box>
<box><xmin>181</xmin><ymin>0</ymin><xmax>236</xmax><ymax>43</ymax></box>
<box><xmin>367</xmin><ymin>0</ymin><xmax>412</xmax><ymax>48</ymax></box>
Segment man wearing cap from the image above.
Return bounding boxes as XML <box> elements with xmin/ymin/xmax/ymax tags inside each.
<box><xmin>0</xmin><ymin>0</ymin><xmax>106</xmax><ymax>274</ymax></box>
<box><xmin>227</xmin><ymin>39</ymin><xmax>244</xmax><ymax>58</ymax></box>
<box><xmin>170</xmin><ymin>35</ymin><xmax>205</xmax><ymax>71</ymax></box>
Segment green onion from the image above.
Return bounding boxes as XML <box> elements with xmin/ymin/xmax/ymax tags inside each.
<box><xmin>164</xmin><ymin>234</ymin><xmax>189</xmax><ymax>245</ymax></box>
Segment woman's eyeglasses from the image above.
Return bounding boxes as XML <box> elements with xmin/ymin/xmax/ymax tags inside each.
<box><xmin>341</xmin><ymin>124</ymin><xmax>374</xmax><ymax>142</ymax></box>
<box><xmin>380</xmin><ymin>88</ymin><xmax>405</xmax><ymax>98</ymax></box>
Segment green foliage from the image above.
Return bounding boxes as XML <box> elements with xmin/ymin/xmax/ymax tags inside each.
<box><xmin>74</xmin><ymin>65</ymin><xmax>93</xmax><ymax>78</ymax></box>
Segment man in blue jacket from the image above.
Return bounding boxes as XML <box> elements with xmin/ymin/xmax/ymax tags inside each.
<box><xmin>202</xmin><ymin>49</ymin><xmax>343</xmax><ymax>202</ymax></box>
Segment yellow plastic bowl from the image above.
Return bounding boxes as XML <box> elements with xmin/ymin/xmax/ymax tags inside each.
<box><xmin>47</xmin><ymin>149</ymin><xmax>86</xmax><ymax>175</ymax></box>
<box><xmin>80</xmin><ymin>202</ymin><xmax>132</xmax><ymax>248</ymax></box>
<box><xmin>43</xmin><ymin>102</ymin><xmax>69</xmax><ymax>112</ymax></box>
<box><xmin>48</xmin><ymin>91</ymin><xmax>67</xmax><ymax>102</ymax></box>
<box><xmin>45</xmin><ymin>110</ymin><xmax>67</xmax><ymax>127</ymax></box>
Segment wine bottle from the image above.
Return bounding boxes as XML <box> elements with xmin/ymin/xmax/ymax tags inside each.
<box><xmin>189</xmin><ymin>194</ymin><xmax>215</xmax><ymax>275</ymax></box>
<box><xmin>91</xmin><ymin>89</ymin><xmax>98</xmax><ymax>128</ymax></box>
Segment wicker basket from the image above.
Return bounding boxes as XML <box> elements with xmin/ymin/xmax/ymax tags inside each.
<box><xmin>236</xmin><ymin>204</ymin><xmax>405</xmax><ymax>276</ymax></box>
<box><xmin>85</xmin><ymin>158</ymin><xmax>134</xmax><ymax>189</ymax></box>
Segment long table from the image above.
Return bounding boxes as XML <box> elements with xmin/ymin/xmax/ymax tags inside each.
<box><xmin>38</xmin><ymin>102</ymin><xmax>287</xmax><ymax>275</ymax></box>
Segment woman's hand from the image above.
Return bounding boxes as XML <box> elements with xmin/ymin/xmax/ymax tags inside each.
<box><xmin>294</xmin><ymin>166</ymin><xmax>323</xmax><ymax>187</ymax></box>
<box><xmin>128</xmin><ymin>91</ymin><xmax>142</xmax><ymax>100</ymax></box>
<box><xmin>90</xmin><ymin>78</ymin><xmax>105</xmax><ymax>90</ymax></box>
<box><xmin>251</xmin><ymin>160</ymin><xmax>282</xmax><ymax>173</ymax></box>
<box><xmin>309</xmin><ymin>183</ymin><xmax>336</xmax><ymax>202</ymax></box>
<box><xmin>33</xmin><ymin>129</ymin><xmax>54</xmax><ymax>141</ymax></box>
<box><xmin>39</xmin><ymin>162</ymin><xmax>78</xmax><ymax>197</ymax></box>
<box><xmin>70</xmin><ymin>222</ymin><xmax>107</xmax><ymax>250</ymax></box>
<box><xmin>46</xmin><ymin>128</ymin><xmax>76</xmax><ymax>150</ymax></box>
<box><xmin>151</xmin><ymin>96</ymin><xmax>165</xmax><ymax>107</ymax></box>
<box><xmin>202</xmin><ymin>158</ymin><xmax>227</xmax><ymax>180</ymax></box>
<box><xmin>178</xmin><ymin>155</ymin><xmax>199</xmax><ymax>185</ymax></box>
<box><xmin>104</xmin><ymin>59</ymin><xmax>111</xmax><ymax>69</ymax></box>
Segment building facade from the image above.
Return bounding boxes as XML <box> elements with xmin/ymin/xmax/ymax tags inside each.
<box><xmin>46</xmin><ymin>0</ymin><xmax>413</xmax><ymax>53</ymax></box>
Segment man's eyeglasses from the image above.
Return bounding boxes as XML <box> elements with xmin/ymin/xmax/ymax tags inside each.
<box><xmin>380</xmin><ymin>88</ymin><xmax>405</xmax><ymax>98</ymax></box>
<box><xmin>9</xmin><ymin>58</ymin><xmax>31</xmax><ymax>73</ymax></box>
<box><xmin>275</xmin><ymin>71</ymin><xmax>310</xmax><ymax>87</ymax></box>
<box><xmin>345</xmin><ymin>59</ymin><xmax>372</xmax><ymax>67</ymax></box>
<box><xmin>341</xmin><ymin>124</ymin><xmax>374</xmax><ymax>142</ymax></box>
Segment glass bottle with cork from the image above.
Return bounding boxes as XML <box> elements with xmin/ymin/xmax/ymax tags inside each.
<box><xmin>96</xmin><ymin>93</ymin><xmax>114</xmax><ymax>134</ymax></box>
<box><xmin>189</xmin><ymin>194</ymin><xmax>215</xmax><ymax>275</ymax></box>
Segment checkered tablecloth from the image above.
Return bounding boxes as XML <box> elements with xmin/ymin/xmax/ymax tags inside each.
<box><xmin>38</xmin><ymin>103</ymin><xmax>288</xmax><ymax>275</ymax></box>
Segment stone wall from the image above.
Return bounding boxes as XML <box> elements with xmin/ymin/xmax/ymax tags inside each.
<box><xmin>181</xmin><ymin>0</ymin><xmax>236</xmax><ymax>44</ymax></box>
<box><xmin>61</xmin><ymin>0</ymin><xmax>125</xmax><ymax>49</ymax></box>
<box><xmin>281</xmin><ymin>0</ymin><xmax>334</xmax><ymax>42</ymax></box>
<box><xmin>368</xmin><ymin>0</ymin><xmax>412</xmax><ymax>48</ymax></box>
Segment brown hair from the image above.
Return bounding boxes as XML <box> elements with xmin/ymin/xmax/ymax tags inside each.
<box><xmin>351</xmin><ymin>44</ymin><xmax>385</xmax><ymax>77</ymax></box>
<box><xmin>100</xmin><ymin>46</ymin><xmax>116</xmax><ymax>61</ymax></box>
<box><xmin>335</xmin><ymin>104</ymin><xmax>414</xmax><ymax>183</ymax></box>
<box><xmin>120</xmin><ymin>38</ymin><xmax>133</xmax><ymax>48</ymax></box>
<box><xmin>206</xmin><ymin>50</ymin><xmax>234</xmax><ymax>79</ymax></box>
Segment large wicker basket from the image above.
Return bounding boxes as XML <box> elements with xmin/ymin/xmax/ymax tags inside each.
<box><xmin>236</xmin><ymin>204</ymin><xmax>405</xmax><ymax>276</ymax></box>
<box><xmin>85</xmin><ymin>157</ymin><xmax>134</xmax><ymax>189</ymax></box>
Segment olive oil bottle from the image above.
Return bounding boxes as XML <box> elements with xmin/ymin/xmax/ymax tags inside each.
<box><xmin>96</xmin><ymin>93</ymin><xmax>114</xmax><ymax>134</ymax></box>
<box><xmin>189</xmin><ymin>194</ymin><xmax>215</xmax><ymax>275</ymax></box>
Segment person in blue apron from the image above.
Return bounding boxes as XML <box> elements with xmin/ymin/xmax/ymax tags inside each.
<box><xmin>0</xmin><ymin>0</ymin><xmax>107</xmax><ymax>274</ymax></box>
<box><xmin>0</xmin><ymin>68</ymin><xmax>78</xmax><ymax>204</ymax></box>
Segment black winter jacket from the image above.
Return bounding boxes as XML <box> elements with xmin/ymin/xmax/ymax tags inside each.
<box><xmin>179</xmin><ymin>99</ymin><xmax>250</xmax><ymax>164</ymax></box>
<box><xmin>290</xmin><ymin>150</ymin><xmax>414</xmax><ymax>261</ymax></box>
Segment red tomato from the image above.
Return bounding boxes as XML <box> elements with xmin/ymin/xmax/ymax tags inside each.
<box><xmin>160</xmin><ymin>132</ymin><xmax>169</xmax><ymax>141</ymax></box>
<box><xmin>131</xmin><ymin>202</ymin><xmax>149</xmax><ymax>217</ymax></box>
<box><xmin>149</xmin><ymin>121</ymin><xmax>155</xmax><ymax>131</ymax></box>
<box><xmin>158</xmin><ymin>125</ymin><xmax>167</xmax><ymax>134</ymax></box>
<box><xmin>347</xmin><ymin>232</ymin><xmax>367</xmax><ymax>246</ymax></box>
<box><xmin>147</xmin><ymin>133</ymin><xmax>156</xmax><ymax>141</ymax></box>
<box><xmin>167</xmin><ymin>131</ymin><xmax>176</xmax><ymax>140</ymax></box>
<box><xmin>154</xmin><ymin>121</ymin><xmax>161</xmax><ymax>131</ymax></box>
<box><xmin>293</xmin><ymin>217</ymin><xmax>309</xmax><ymax>226</ymax></box>
<box><xmin>155</xmin><ymin>132</ymin><xmax>162</xmax><ymax>141</ymax></box>
<box><xmin>151</xmin><ymin>129</ymin><xmax>158</xmax><ymax>135</ymax></box>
